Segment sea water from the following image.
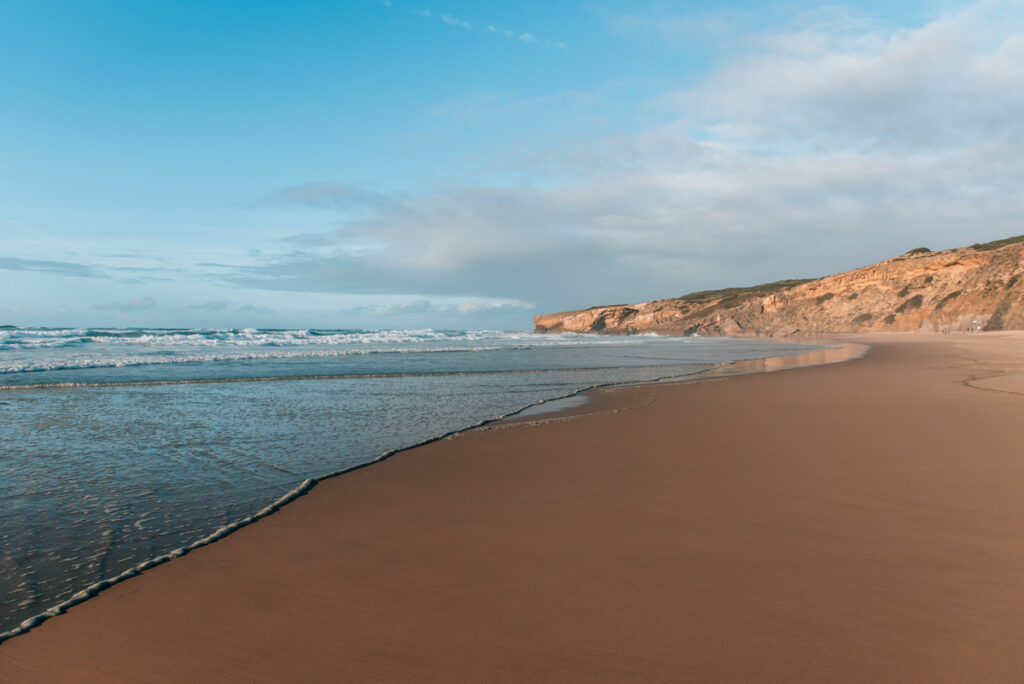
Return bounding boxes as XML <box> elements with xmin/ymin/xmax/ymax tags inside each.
<box><xmin>0</xmin><ymin>327</ymin><xmax>812</xmax><ymax>638</ymax></box>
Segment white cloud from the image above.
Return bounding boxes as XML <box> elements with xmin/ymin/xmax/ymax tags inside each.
<box><xmin>664</xmin><ymin>2</ymin><xmax>1024</xmax><ymax>151</ymax></box>
<box><xmin>0</xmin><ymin>257</ymin><xmax>106</xmax><ymax>279</ymax></box>
<box><xmin>95</xmin><ymin>296</ymin><xmax>156</xmax><ymax>312</ymax></box>
<box><xmin>456</xmin><ymin>299</ymin><xmax>534</xmax><ymax>314</ymax></box>
<box><xmin>234</xmin><ymin>2</ymin><xmax>1024</xmax><ymax>313</ymax></box>
<box><xmin>396</xmin><ymin>5</ymin><xmax>563</xmax><ymax>48</ymax></box>
<box><xmin>190</xmin><ymin>299</ymin><xmax>233</xmax><ymax>311</ymax></box>
<box><xmin>359</xmin><ymin>298</ymin><xmax>533</xmax><ymax>317</ymax></box>
<box><xmin>238</xmin><ymin>304</ymin><xmax>274</xmax><ymax>316</ymax></box>
<box><xmin>441</xmin><ymin>14</ymin><xmax>471</xmax><ymax>30</ymax></box>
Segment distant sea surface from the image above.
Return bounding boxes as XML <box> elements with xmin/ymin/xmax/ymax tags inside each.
<box><xmin>0</xmin><ymin>326</ymin><xmax>812</xmax><ymax>637</ymax></box>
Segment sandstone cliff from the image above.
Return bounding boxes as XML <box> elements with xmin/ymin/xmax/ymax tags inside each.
<box><xmin>534</xmin><ymin>237</ymin><xmax>1024</xmax><ymax>336</ymax></box>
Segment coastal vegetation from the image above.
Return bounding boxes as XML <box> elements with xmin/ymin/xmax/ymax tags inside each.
<box><xmin>934</xmin><ymin>290</ymin><xmax>962</xmax><ymax>309</ymax></box>
<box><xmin>895</xmin><ymin>295</ymin><xmax>924</xmax><ymax>313</ymax></box>
<box><xmin>970</xmin><ymin>235</ymin><xmax>1024</xmax><ymax>251</ymax></box>
<box><xmin>534</xmin><ymin>236</ymin><xmax>1024</xmax><ymax>336</ymax></box>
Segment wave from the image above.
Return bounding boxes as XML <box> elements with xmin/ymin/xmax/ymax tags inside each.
<box><xmin>0</xmin><ymin>327</ymin><xmax>574</xmax><ymax>350</ymax></box>
<box><xmin>0</xmin><ymin>327</ymin><xmax>678</xmax><ymax>375</ymax></box>
<box><xmin>0</xmin><ymin>343</ymin><xmax>624</xmax><ymax>375</ymax></box>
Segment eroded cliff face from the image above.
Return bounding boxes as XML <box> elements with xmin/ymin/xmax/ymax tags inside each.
<box><xmin>534</xmin><ymin>240</ymin><xmax>1024</xmax><ymax>337</ymax></box>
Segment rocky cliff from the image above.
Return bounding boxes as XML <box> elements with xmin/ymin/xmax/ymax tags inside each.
<box><xmin>534</xmin><ymin>236</ymin><xmax>1024</xmax><ymax>336</ymax></box>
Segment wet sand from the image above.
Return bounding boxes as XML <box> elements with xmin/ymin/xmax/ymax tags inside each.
<box><xmin>3</xmin><ymin>333</ymin><xmax>1024</xmax><ymax>682</ymax></box>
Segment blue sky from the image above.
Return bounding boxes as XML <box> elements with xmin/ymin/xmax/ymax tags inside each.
<box><xmin>2</xmin><ymin>0</ymin><xmax>1022</xmax><ymax>329</ymax></box>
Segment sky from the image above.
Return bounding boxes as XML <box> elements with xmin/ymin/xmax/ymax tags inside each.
<box><xmin>2</xmin><ymin>0</ymin><xmax>1023</xmax><ymax>330</ymax></box>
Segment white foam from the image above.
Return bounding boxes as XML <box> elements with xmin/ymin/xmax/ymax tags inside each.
<box><xmin>0</xmin><ymin>327</ymin><xmax>682</xmax><ymax>376</ymax></box>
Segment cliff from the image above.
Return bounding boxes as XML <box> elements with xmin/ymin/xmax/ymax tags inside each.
<box><xmin>534</xmin><ymin>236</ymin><xmax>1024</xmax><ymax>336</ymax></box>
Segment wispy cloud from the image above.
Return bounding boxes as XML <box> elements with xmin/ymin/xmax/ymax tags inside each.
<box><xmin>344</xmin><ymin>297</ymin><xmax>533</xmax><ymax>317</ymax></box>
<box><xmin>189</xmin><ymin>299</ymin><xmax>234</xmax><ymax>311</ymax></box>
<box><xmin>440</xmin><ymin>13</ymin><xmax>470</xmax><ymax>30</ymax></box>
<box><xmin>239</xmin><ymin>304</ymin><xmax>274</xmax><ymax>315</ymax></box>
<box><xmin>0</xmin><ymin>257</ymin><xmax>107</xmax><ymax>279</ymax></box>
<box><xmin>188</xmin><ymin>299</ymin><xmax>275</xmax><ymax>316</ymax></box>
<box><xmin>399</xmin><ymin>4</ymin><xmax>565</xmax><ymax>49</ymax></box>
<box><xmin>456</xmin><ymin>299</ymin><xmax>533</xmax><ymax>314</ymax></box>
<box><xmin>94</xmin><ymin>296</ymin><xmax>156</xmax><ymax>312</ymax></box>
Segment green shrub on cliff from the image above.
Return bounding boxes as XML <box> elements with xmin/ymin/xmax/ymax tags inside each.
<box><xmin>970</xmin><ymin>235</ymin><xmax>1024</xmax><ymax>251</ymax></box>
<box><xmin>934</xmin><ymin>291</ymin><xmax>962</xmax><ymax>309</ymax></box>
<box><xmin>896</xmin><ymin>295</ymin><xmax>924</xmax><ymax>313</ymax></box>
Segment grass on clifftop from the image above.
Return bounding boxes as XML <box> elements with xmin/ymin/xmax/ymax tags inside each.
<box><xmin>672</xmin><ymin>278</ymin><xmax>817</xmax><ymax>320</ymax></box>
<box><xmin>969</xmin><ymin>235</ymin><xmax>1024</xmax><ymax>251</ymax></box>
<box><xmin>676</xmin><ymin>279</ymin><xmax>816</xmax><ymax>304</ymax></box>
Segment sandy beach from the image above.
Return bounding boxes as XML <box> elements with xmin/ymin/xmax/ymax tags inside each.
<box><xmin>3</xmin><ymin>333</ymin><xmax>1024</xmax><ymax>682</ymax></box>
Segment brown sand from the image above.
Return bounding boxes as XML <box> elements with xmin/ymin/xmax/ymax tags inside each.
<box><xmin>3</xmin><ymin>333</ymin><xmax>1024</xmax><ymax>682</ymax></box>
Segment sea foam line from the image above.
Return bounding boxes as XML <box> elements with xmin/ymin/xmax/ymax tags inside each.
<box><xmin>0</xmin><ymin>361</ymin><xmax>722</xmax><ymax>645</ymax></box>
<box><xmin>0</xmin><ymin>336</ymin><xmax>660</xmax><ymax>374</ymax></box>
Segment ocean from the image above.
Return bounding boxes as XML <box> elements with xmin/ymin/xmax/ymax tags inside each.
<box><xmin>0</xmin><ymin>326</ymin><xmax>812</xmax><ymax>639</ymax></box>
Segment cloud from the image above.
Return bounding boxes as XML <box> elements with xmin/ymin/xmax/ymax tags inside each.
<box><xmin>190</xmin><ymin>299</ymin><xmax>233</xmax><ymax>311</ymax></box>
<box><xmin>456</xmin><ymin>299</ymin><xmax>534</xmax><ymax>314</ymax></box>
<box><xmin>400</xmin><ymin>4</ymin><xmax>565</xmax><ymax>49</ymax></box>
<box><xmin>94</xmin><ymin>296</ymin><xmax>156</xmax><ymax>312</ymax></box>
<box><xmin>372</xmin><ymin>298</ymin><xmax>434</xmax><ymax>315</ymax></box>
<box><xmin>233</xmin><ymin>2</ymin><xmax>1024</xmax><ymax>314</ymax></box>
<box><xmin>0</xmin><ymin>257</ymin><xmax>106</xmax><ymax>279</ymax></box>
<box><xmin>346</xmin><ymin>298</ymin><xmax>534</xmax><ymax>317</ymax></box>
<box><xmin>441</xmin><ymin>14</ymin><xmax>471</xmax><ymax>30</ymax></box>
<box><xmin>188</xmin><ymin>300</ymin><xmax>275</xmax><ymax>315</ymax></box>
<box><xmin>238</xmin><ymin>304</ymin><xmax>274</xmax><ymax>315</ymax></box>
<box><xmin>660</xmin><ymin>2</ymin><xmax>1024</xmax><ymax>152</ymax></box>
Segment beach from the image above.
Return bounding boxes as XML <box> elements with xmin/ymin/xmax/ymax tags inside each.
<box><xmin>3</xmin><ymin>333</ymin><xmax>1024</xmax><ymax>682</ymax></box>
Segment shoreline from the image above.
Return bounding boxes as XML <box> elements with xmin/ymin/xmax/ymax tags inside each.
<box><xmin>0</xmin><ymin>337</ymin><xmax>837</xmax><ymax>645</ymax></box>
<box><xmin>6</xmin><ymin>333</ymin><xmax>1023</xmax><ymax>681</ymax></box>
